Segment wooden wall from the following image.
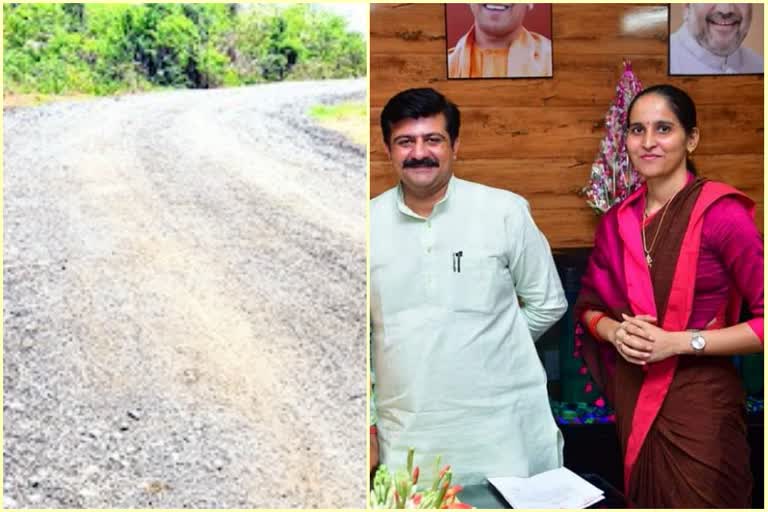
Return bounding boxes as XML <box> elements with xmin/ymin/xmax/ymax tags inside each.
<box><xmin>369</xmin><ymin>3</ymin><xmax>764</xmax><ymax>248</ymax></box>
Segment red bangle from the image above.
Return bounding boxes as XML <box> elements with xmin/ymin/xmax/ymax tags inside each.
<box><xmin>370</xmin><ymin>425</ymin><xmax>378</xmax><ymax>435</ymax></box>
<box><xmin>587</xmin><ymin>312</ymin><xmax>608</xmax><ymax>341</ymax></box>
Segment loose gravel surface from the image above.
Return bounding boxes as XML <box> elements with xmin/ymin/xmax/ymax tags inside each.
<box><xmin>3</xmin><ymin>79</ymin><xmax>366</xmax><ymax>508</ymax></box>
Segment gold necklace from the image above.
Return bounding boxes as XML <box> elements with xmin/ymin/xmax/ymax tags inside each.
<box><xmin>642</xmin><ymin>190</ymin><xmax>681</xmax><ymax>268</ymax></box>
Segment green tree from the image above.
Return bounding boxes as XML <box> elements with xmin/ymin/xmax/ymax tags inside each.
<box><xmin>3</xmin><ymin>3</ymin><xmax>366</xmax><ymax>95</ymax></box>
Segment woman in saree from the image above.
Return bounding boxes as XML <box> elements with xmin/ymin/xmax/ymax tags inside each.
<box><xmin>576</xmin><ymin>84</ymin><xmax>763</xmax><ymax>508</ymax></box>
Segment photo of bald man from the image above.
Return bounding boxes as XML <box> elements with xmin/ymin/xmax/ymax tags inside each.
<box><xmin>669</xmin><ymin>3</ymin><xmax>763</xmax><ymax>75</ymax></box>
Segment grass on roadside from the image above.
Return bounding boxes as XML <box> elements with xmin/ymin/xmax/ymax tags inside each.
<box><xmin>308</xmin><ymin>101</ymin><xmax>367</xmax><ymax>146</ymax></box>
<box><xmin>3</xmin><ymin>91</ymin><xmax>93</xmax><ymax>109</ymax></box>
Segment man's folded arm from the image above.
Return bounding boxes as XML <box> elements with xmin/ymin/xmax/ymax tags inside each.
<box><xmin>507</xmin><ymin>200</ymin><xmax>568</xmax><ymax>341</ymax></box>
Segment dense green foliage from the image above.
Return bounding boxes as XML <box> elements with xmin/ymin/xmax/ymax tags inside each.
<box><xmin>3</xmin><ymin>3</ymin><xmax>366</xmax><ymax>95</ymax></box>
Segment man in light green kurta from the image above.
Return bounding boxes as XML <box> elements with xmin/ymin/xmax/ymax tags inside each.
<box><xmin>370</xmin><ymin>88</ymin><xmax>567</xmax><ymax>484</ymax></box>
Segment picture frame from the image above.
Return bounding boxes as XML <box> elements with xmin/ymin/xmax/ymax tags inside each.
<box><xmin>445</xmin><ymin>3</ymin><xmax>554</xmax><ymax>80</ymax></box>
<box><xmin>668</xmin><ymin>3</ymin><xmax>764</xmax><ymax>76</ymax></box>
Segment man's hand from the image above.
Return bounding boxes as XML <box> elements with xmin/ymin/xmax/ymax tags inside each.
<box><xmin>370</xmin><ymin>428</ymin><xmax>379</xmax><ymax>474</ymax></box>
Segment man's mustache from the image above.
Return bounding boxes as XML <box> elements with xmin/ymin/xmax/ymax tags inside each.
<box><xmin>707</xmin><ymin>12</ymin><xmax>742</xmax><ymax>24</ymax></box>
<box><xmin>403</xmin><ymin>157</ymin><xmax>440</xmax><ymax>168</ymax></box>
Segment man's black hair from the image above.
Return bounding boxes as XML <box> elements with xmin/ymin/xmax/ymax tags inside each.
<box><xmin>380</xmin><ymin>88</ymin><xmax>460</xmax><ymax>148</ymax></box>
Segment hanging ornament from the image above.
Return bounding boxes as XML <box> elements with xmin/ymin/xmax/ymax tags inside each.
<box><xmin>581</xmin><ymin>60</ymin><xmax>644</xmax><ymax>214</ymax></box>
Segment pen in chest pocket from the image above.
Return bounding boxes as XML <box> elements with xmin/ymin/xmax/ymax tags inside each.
<box><xmin>452</xmin><ymin>251</ymin><xmax>463</xmax><ymax>272</ymax></box>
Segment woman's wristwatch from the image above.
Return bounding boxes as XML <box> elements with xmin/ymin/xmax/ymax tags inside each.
<box><xmin>690</xmin><ymin>331</ymin><xmax>706</xmax><ymax>353</ymax></box>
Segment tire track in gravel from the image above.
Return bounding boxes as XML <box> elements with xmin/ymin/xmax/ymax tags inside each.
<box><xmin>3</xmin><ymin>79</ymin><xmax>366</xmax><ymax>508</ymax></box>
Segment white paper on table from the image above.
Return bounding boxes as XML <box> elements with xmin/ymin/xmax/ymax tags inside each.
<box><xmin>488</xmin><ymin>467</ymin><xmax>605</xmax><ymax>509</ymax></box>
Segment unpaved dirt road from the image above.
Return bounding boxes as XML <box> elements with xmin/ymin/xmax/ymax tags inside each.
<box><xmin>3</xmin><ymin>79</ymin><xmax>366</xmax><ymax>508</ymax></box>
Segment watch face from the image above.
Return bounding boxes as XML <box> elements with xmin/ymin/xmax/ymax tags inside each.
<box><xmin>692</xmin><ymin>334</ymin><xmax>706</xmax><ymax>350</ymax></box>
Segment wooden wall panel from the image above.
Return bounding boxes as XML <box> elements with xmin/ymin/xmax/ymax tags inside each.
<box><xmin>370</xmin><ymin>3</ymin><xmax>764</xmax><ymax>248</ymax></box>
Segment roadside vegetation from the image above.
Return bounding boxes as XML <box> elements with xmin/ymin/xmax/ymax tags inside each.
<box><xmin>308</xmin><ymin>101</ymin><xmax>367</xmax><ymax>146</ymax></box>
<box><xmin>3</xmin><ymin>3</ymin><xmax>366</xmax><ymax>97</ymax></box>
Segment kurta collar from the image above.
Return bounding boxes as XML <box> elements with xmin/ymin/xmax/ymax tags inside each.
<box><xmin>396</xmin><ymin>175</ymin><xmax>456</xmax><ymax>219</ymax></box>
<box><xmin>676</xmin><ymin>23</ymin><xmax>745</xmax><ymax>72</ymax></box>
<box><xmin>454</xmin><ymin>25</ymin><xmax>531</xmax><ymax>77</ymax></box>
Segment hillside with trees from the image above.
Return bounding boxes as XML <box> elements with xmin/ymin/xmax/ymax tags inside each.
<box><xmin>3</xmin><ymin>3</ymin><xmax>366</xmax><ymax>95</ymax></box>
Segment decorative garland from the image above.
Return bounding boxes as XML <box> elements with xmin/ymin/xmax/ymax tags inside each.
<box><xmin>581</xmin><ymin>60</ymin><xmax>644</xmax><ymax>214</ymax></box>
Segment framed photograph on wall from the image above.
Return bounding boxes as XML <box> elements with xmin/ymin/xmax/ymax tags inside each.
<box><xmin>445</xmin><ymin>3</ymin><xmax>553</xmax><ymax>79</ymax></box>
<box><xmin>668</xmin><ymin>3</ymin><xmax>764</xmax><ymax>75</ymax></box>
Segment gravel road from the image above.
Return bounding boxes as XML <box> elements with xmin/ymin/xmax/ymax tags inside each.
<box><xmin>3</xmin><ymin>79</ymin><xmax>366</xmax><ymax>508</ymax></box>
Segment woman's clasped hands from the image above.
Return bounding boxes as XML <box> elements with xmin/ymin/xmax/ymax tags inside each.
<box><xmin>612</xmin><ymin>313</ymin><xmax>680</xmax><ymax>365</ymax></box>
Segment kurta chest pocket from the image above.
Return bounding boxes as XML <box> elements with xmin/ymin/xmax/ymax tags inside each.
<box><xmin>443</xmin><ymin>254</ymin><xmax>507</xmax><ymax>313</ymax></box>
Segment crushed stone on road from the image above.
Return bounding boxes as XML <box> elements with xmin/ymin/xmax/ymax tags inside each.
<box><xmin>3</xmin><ymin>79</ymin><xmax>367</xmax><ymax>508</ymax></box>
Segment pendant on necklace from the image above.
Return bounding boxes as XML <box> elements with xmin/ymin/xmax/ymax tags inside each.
<box><xmin>646</xmin><ymin>253</ymin><xmax>653</xmax><ymax>267</ymax></box>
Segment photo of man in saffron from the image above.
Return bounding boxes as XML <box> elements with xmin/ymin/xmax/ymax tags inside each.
<box><xmin>446</xmin><ymin>3</ymin><xmax>553</xmax><ymax>79</ymax></box>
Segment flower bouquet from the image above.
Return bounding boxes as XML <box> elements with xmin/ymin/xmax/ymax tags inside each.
<box><xmin>370</xmin><ymin>448</ymin><xmax>473</xmax><ymax>509</ymax></box>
